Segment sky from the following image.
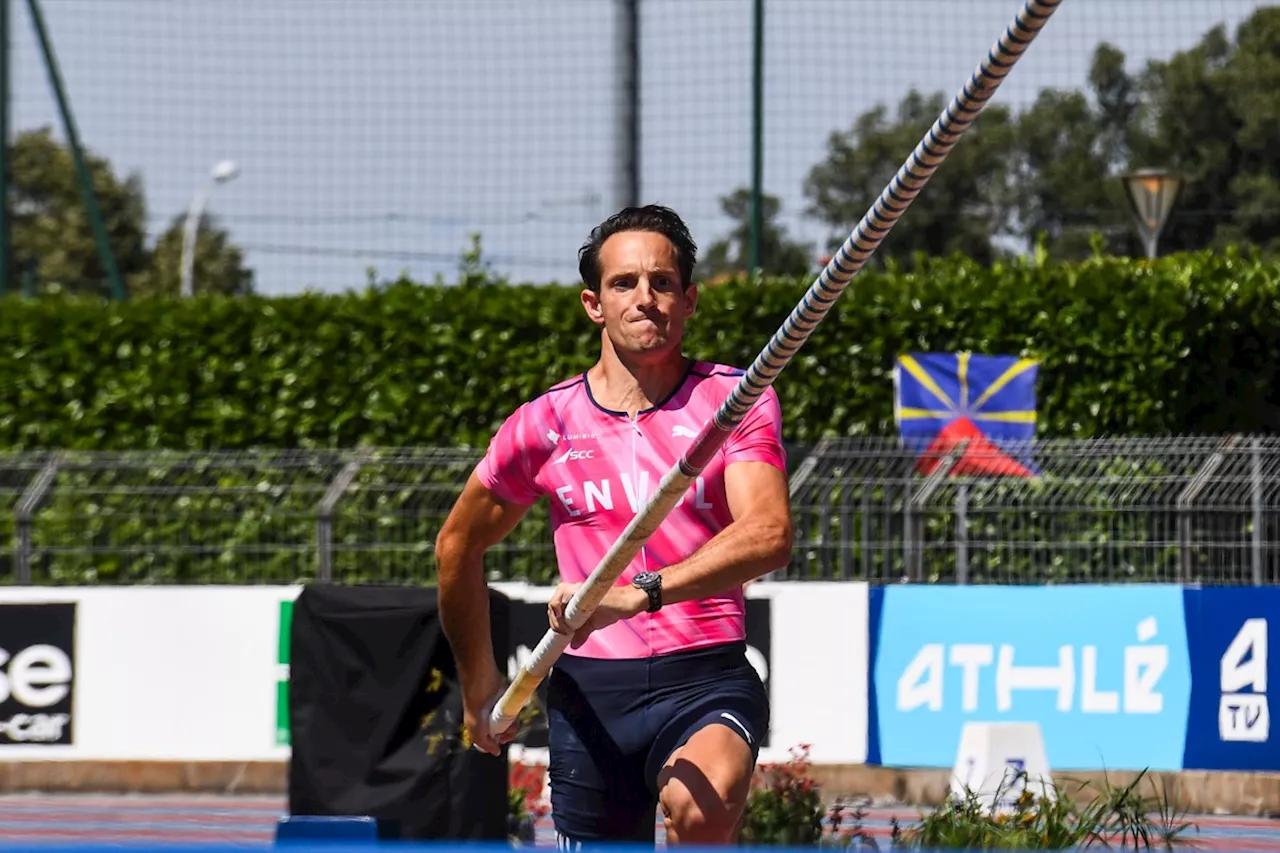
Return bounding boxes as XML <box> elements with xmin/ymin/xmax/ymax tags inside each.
<box><xmin>8</xmin><ymin>0</ymin><xmax>1268</xmax><ymax>295</ymax></box>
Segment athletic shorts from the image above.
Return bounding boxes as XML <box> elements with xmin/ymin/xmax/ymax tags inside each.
<box><xmin>545</xmin><ymin>639</ymin><xmax>769</xmax><ymax>846</ymax></box>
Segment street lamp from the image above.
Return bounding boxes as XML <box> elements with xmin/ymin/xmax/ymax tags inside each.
<box><xmin>180</xmin><ymin>159</ymin><xmax>241</xmax><ymax>297</ymax></box>
<box><xmin>1119</xmin><ymin>167</ymin><xmax>1186</xmax><ymax>259</ymax></box>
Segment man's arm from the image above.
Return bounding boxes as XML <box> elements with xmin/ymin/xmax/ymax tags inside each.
<box><xmin>645</xmin><ymin>459</ymin><xmax>793</xmax><ymax>606</ymax></box>
<box><xmin>435</xmin><ymin>471</ymin><xmax>532</xmax><ymax>736</ymax></box>
<box><xmin>550</xmin><ymin>459</ymin><xmax>792</xmax><ymax>641</ymax></box>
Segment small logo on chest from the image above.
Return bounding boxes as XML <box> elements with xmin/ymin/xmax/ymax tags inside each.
<box><xmin>552</xmin><ymin>448</ymin><xmax>596</xmax><ymax>464</ymax></box>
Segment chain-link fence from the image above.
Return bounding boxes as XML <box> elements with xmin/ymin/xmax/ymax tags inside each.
<box><xmin>2</xmin><ymin>436</ymin><xmax>1277</xmax><ymax>586</ymax></box>
<box><xmin>785</xmin><ymin>434</ymin><xmax>1280</xmax><ymax>585</ymax></box>
<box><xmin>2</xmin><ymin>0</ymin><xmax>1269</xmax><ymax>296</ymax></box>
<box><xmin>0</xmin><ymin>447</ymin><xmax>549</xmax><ymax>586</ymax></box>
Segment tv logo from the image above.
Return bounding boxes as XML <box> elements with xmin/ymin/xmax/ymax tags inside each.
<box><xmin>1219</xmin><ymin>618</ymin><xmax>1268</xmax><ymax>743</ymax></box>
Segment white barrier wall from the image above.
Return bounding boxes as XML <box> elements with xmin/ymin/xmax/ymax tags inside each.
<box><xmin>741</xmin><ymin>581</ymin><xmax>868</xmax><ymax>765</ymax></box>
<box><xmin>0</xmin><ymin>585</ymin><xmax>301</xmax><ymax>761</ymax></box>
<box><xmin>0</xmin><ymin>582</ymin><xmax>869</xmax><ymax>766</ymax></box>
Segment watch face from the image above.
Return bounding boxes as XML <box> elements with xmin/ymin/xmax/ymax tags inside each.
<box><xmin>633</xmin><ymin>571</ymin><xmax>660</xmax><ymax>588</ymax></box>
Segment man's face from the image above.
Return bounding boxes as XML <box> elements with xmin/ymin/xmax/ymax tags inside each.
<box><xmin>581</xmin><ymin>230</ymin><xmax>697</xmax><ymax>362</ymax></box>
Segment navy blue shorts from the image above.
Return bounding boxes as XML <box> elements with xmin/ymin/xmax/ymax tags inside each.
<box><xmin>546</xmin><ymin>640</ymin><xmax>769</xmax><ymax>846</ymax></box>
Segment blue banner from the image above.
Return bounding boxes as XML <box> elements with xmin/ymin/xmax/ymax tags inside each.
<box><xmin>868</xmin><ymin>585</ymin><xmax>1193</xmax><ymax>771</ymax></box>
<box><xmin>1182</xmin><ymin>587</ymin><xmax>1278</xmax><ymax>771</ymax></box>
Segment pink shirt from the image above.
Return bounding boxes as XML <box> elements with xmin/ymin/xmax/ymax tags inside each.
<box><xmin>475</xmin><ymin>360</ymin><xmax>787</xmax><ymax>660</ymax></box>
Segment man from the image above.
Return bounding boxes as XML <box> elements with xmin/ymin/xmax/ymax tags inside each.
<box><xmin>435</xmin><ymin>204</ymin><xmax>793</xmax><ymax>847</ymax></box>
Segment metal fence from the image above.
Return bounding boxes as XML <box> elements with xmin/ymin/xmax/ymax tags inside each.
<box><xmin>2</xmin><ymin>435</ymin><xmax>1277</xmax><ymax>586</ymax></box>
<box><xmin>786</xmin><ymin>434</ymin><xmax>1280</xmax><ymax>585</ymax></box>
<box><xmin>1</xmin><ymin>0</ymin><xmax>1267</xmax><ymax>297</ymax></box>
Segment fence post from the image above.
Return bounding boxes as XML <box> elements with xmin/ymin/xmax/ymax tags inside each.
<box><xmin>861</xmin><ymin>487</ymin><xmax>872</xmax><ymax>580</ymax></box>
<box><xmin>748</xmin><ymin>0</ymin><xmax>764</xmax><ymax>275</ymax></box>
<box><xmin>14</xmin><ymin>452</ymin><xmax>61</xmax><ymax>585</ymax></box>
<box><xmin>614</xmin><ymin>0</ymin><xmax>640</xmax><ymax>211</ymax></box>
<box><xmin>315</xmin><ymin>453</ymin><xmax>366</xmax><ymax>583</ymax></box>
<box><xmin>907</xmin><ymin>441</ymin><xmax>966</xmax><ymax>582</ymax></box>
<box><xmin>1176</xmin><ymin>434</ymin><xmax>1240</xmax><ymax>583</ymax></box>
<box><xmin>26</xmin><ymin>0</ymin><xmax>125</xmax><ymax>300</ymax></box>
<box><xmin>0</xmin><ymin>0</ymin><xmax>9</xmax><ymax>296</ymax></box>
<box><xmin>1252</xmin><ymin>437</ymin><xmax>1264</xmax><ymax>585</ymax></box>
<box><xmin>773</xmin><ymin>438</ymin><xmax>827</xmax><ymax>581</ymax></box>
<box><xmin>955</xmin><ymin>483</ymin><xmax>969</xmax><ymax>585</ymax></box>
<box><xmin>836</xmin><ymin>481</ymin><xmax>858</xmax><ymax>580</ymax></box>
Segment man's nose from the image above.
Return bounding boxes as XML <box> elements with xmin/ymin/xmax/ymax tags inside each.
<box><xmin>635</xmin><ymin>278</ymin><xmax>658</xmax><ymax>306</ymax></box>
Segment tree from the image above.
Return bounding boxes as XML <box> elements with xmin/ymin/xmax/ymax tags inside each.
<box><xmin>1015</xmin><ymin>12</ymin><xmax>1280</xmax><ymax>259</ymax></box>
<box><xmin>1007</xmin><ymin>44</ymin><xmax>1144</xmax><ymax>259</ymax></box>
<box><xmin>802</xmin><ymin>89</ymin><xmax>1019</xmax><ymax>267</ymax></box>
<box><xmin>5</xmin><ymin>126</ymin><xmax>253</xmax><ymax>297</ymax></box>
<box><xmin>701</xmin><ymin>188</ymin><xmax>814</xmax><ymax>280</ymax></box>
<box><xmin>798</xmin><ymin>9</ymin><xmax>1280</xmax><ymax>264</ymax></box>
<box><xmin>131</xmin><ymin>212</ymin><xmax>254</xmax><ymax>297</ymax></box>
<box><xmin>8</xmin><ymin>126</ymin><xmax>149</xmax><ymax>294</ymax></box>
<box><xmin>1128</xmin><ymin>6</ymin><xmax>1280</xmax><ymax>255</ymax></box>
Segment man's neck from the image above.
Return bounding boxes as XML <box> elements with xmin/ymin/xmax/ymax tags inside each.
<box><xmin>588</xmin><ymin>342</ymin><xmax>690</xmax><ymax>418</ymax></box>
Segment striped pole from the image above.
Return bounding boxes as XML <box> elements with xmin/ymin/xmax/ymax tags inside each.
<box><xmin>492</xmin><ymin>0</ymin><xmax>1066</xmax><ymax>733</ymax></box>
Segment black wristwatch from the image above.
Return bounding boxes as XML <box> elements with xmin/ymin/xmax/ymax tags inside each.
<box><xmin>632</xmin><ymin>571</ymin><xmax>663</xmax><ymax>613</ymax></box>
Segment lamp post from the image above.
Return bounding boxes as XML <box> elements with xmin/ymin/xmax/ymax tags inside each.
<box><xmin>1119</xmin><ymin>167</ymin><xmax>1185</xmax><ymax>259</ymax></box>
<box><xmin>180</xmin><ymin>159</ymin><xmax>240</xmax><ymax>297</ymax></box>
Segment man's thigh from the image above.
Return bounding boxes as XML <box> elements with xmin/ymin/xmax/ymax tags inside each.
<box><xmin>647</xmin><ymin>656</ymin><xmax>770</xmax><ymax>832</ymax></box>
<box><xmin>657</xmin><ymin>721</ymin><xmax>757</xmax><ymax>827</ymax></box>
<box><xmin>546</xmin><ymin>665</ymin><xmax>657</xmax><ymax>845</ymax></box>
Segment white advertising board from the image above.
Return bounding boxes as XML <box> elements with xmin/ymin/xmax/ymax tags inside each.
<box><xmin>0</xmin><ymin>581</ymin><xmax>868</xmax><ymax>765</ymax></box>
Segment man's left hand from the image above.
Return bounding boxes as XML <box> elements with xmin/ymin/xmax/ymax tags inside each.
<box><xmin>547</xmin><ymin>581</ymin><xmax>646</xmax><ymax>648</ymax></box>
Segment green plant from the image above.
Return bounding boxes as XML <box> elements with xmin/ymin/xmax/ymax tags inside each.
<box><xmin>738</xmin><ymin>744</ymin><xmax>827</xmax><ymax>846</ymax></box>
<box><xmin>891</xmin><ymin>768</ymin><xmax>1199</xmax><ymax>850</ymax></box>
<box><xmin>3</xmin><ymin>247</ymin><xmax>1279</xmax><ymax>454</ymax></box>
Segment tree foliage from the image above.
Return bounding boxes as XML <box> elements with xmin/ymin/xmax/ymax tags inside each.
<box><xmin>794</xmin><ymin>7</ymin><xmax>1280</xmax><ymax>264</ymax></box>
<box><xmin>803</xmin><ymin>92</ymin><xmax>1018</xmax><ymax>267</ymax></box>
<box><xmin>5</xmin><ymin>127</ymin><xmax>253</xmax><ymax>297</ymax></box>
<box><xmin>700</xmin><ymin>188</ymin><xmax>814</xmax><ymax>279</ymax></box>
<box><xmin>1132</xmin><ymin>7</ymin><xmax>1280</xmax><ymax>254</ymax></box>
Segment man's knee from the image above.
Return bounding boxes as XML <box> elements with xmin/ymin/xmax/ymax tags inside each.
<box><xmin>660</xmin><ymin>776</ymin><xmax>740</xmax><ymax>843</ymax></box>
<box><xmin>657</xmin><ymin>725</ymin><xmax>756</xmax><ymax>844</ymax></box>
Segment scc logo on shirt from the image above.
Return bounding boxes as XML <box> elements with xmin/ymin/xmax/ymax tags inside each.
<box><xmin>0</xmin><ymin>603</ymin><xmax>76</xmax><ymax>746</ymax></box>
<box><xmin>552</xmin><ymin>448</ymin><xmax>595</xmax><ymax>464</ymax></box>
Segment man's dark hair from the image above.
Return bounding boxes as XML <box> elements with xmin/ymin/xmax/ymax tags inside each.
<box><xmin>577</xmin><ymin>204</ymin><xmax>698</xmax><ymax>293</ymax></box>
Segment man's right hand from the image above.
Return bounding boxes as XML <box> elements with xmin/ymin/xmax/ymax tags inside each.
<box><xmin>462</xmin><ymin>667</ymin><xmax>517</xmax><ymax>756</ymax></box>
<box><xmin>436</xmin><ymin>471</ymin><xmax>535</xmax><ymax>757</ymax></box>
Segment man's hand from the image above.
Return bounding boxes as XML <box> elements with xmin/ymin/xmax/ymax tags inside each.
<box><xmin>462</xmin><ymin>665</ymin><xmax>518</xmax><ymax>756</ymax></box>
<box><xmin>436</xmin><ymin>471</ymin><xmax>533</xmax><ymax>757</ymax></box>
<box><xmin>547</xmin><ymin>581</ymin><xmax>646</xmax><ymax>649</ymax></box>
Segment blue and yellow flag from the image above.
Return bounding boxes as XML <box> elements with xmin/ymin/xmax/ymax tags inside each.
<box><xmin>894</xmin><ymin>352</ymin><xmax>1038</xmax><ymax>476</ymax></box>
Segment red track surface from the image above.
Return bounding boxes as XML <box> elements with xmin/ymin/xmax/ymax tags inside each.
<box><xmin>0</xmin><ymin>794</ymin><xmax>1275</xmax><ymax>849</ymax></box>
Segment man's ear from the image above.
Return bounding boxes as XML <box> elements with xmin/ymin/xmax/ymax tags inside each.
<box><xmin>580</xmin><ymin>288</ymin><xmax>605</xmax><ymax>326</ymax></box>
<box><xmin>683</xmin><ymin>282</ymin><xmax>699</xmax><ymax>318</ymax></box>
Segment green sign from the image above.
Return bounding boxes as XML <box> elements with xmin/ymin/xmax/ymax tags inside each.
<box><xmin>275</xmin><ymin>599</ymin><xmax>293</xmax><ymax>746</ymax></box>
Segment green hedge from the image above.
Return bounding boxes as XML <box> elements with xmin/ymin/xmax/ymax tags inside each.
<box><xmin>2</xmin><ymin>246</ymin><xmax>1279</xmax><ymax>452</ymax></box>
<box><xmin>3</xmin><ymin>247</ymin><xmax>1278</xmax><ymax>584</ymax></box>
